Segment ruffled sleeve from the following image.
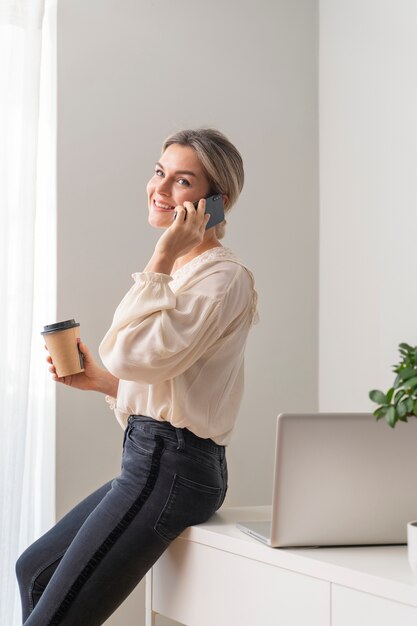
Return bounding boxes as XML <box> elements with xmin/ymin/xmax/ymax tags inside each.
<box><xmin>104</xmin><ymin>395</ymin><xmax>117</xmax><ymax>410</ymax></box>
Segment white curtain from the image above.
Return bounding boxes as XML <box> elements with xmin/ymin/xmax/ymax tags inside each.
<box><xmin>0</xmin><ymin>0</ymin><xmax>56</xmax><ymax>624</ymax></box>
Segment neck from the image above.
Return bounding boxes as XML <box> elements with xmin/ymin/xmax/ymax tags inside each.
<box><xmin>172</xmin><ymin>232</ymin><xmax>222</xmax><ymax>273</ymax></box>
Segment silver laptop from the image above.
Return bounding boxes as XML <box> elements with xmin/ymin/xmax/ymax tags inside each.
<box><xmin>237</xmin><ymin>412</ymin><xmax>417</xmax><ymax>547</ymax></box>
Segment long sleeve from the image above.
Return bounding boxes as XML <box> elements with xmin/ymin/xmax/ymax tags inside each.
<box><xmin>99</xmin><ymin>272</ymin><xmax>222</xmax><ymax>385</ymax></box>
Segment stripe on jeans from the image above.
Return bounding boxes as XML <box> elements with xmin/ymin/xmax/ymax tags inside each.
<box><xmin>46</xmin><ymin>437</ymin><xmax>164</xmax><ymax>626</ymax></box>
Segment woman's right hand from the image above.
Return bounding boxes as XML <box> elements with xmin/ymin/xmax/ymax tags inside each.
<box><xmin>46</xmin><ymin>339</ymin><xmax>119</xmax><ymax>396</ymax></box>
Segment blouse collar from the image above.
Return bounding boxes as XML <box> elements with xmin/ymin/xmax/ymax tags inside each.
<box><xmin>171</xmin><ymin>246</ymin><xmax>238</xmax><ymax>281</ymax></box>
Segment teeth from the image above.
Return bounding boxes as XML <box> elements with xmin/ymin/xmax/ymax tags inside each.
<box><xmin>155</xmin><ymin>200</ymin><xmax>174</xmax><ymax>209</ymax></box>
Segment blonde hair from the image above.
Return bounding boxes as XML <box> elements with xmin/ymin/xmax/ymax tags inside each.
<box><xmin>162</xmin><ymin>128</ymin><xmax>244</xmax><ymax>239</ymax></box>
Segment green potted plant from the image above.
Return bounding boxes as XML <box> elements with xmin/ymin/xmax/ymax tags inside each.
<box><xmin>369</xmin><ymin>343</ymin><xmax>417</xmax><ymax>427</ymax></box>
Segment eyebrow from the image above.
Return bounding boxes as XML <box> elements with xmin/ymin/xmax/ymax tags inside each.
<box><xmin>155</xmin><ymin>162</ymin><xmax>197</xmax><ymax>177</ymax></box>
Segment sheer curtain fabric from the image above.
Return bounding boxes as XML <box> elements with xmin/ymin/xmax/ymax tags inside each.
<box><xmin>0</xmin><ymin>0</ymin><xmax>56</xmax><ymax>623</ymax></box>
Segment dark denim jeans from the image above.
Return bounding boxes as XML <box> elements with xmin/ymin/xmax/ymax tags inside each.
<box><xmin>15</xmin><ymin>415</ymin><xmax>228</xmax><ymax>625</ymax></box>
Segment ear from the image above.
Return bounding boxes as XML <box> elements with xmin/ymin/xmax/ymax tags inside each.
<box><xmin>222</xmin><ymin>194</ymin><xmax>230</xmax><ymax>209</ymax></box>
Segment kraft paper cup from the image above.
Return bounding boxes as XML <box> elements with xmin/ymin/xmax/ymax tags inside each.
<box><xmin>41</xmin><ymin>319</ymin><xmax>85</xmax><ymax>378</ymax></box>
<box><xmin>407</xmin><ymin>521</ymin><xmax>417</xmax><ymax>575</ymax></box>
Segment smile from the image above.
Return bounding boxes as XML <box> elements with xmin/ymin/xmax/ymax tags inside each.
<box><xmin>153</xmin><ymin>199</ymin><xmax>175</xmax><ymax>211</ymax></box>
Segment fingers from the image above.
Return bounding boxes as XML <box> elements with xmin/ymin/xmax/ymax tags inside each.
<box><xmin>191</xmin><ymin>198</ymin><xmax>207</xmax><ymax>224</ymax></box>
<box><xmin>77</xmin><ymin>339</ymin><xmax>88</xmax><ymax>356</ymax></box>
<box><xmin>48</xmin><ymin>362</ymin><xmax>59</xmax><ymax>381</ymax></box>
<box><xmin>183</xmin><ymin>200</ymin><xmax>201</xmax><ymax>217</ymax></box>
<box><xmin>48</xmin><ymin>362</ymin><xmax>67</xmax><ymax>384</ymax></box>
<box><xmin>196</xmin><ymin>199</ymin><xmax>209</xmax><ymax>232</ymax></box>
<box><xmin>173</xmin><ymin>204</ymin><xmax>186</xmax><ymax>223</ymax></box>
<box><xmin>196</xmin><ymin>197</ymin><xmax>206</xmax><ymax>216</ymax></box>
<box><xmin>175</xmin><ymin>200</ymin><xmax>206</xmax><ymax>227</ymax></box>
<box><xmin>47</xmin><ymin>357</ymin><xmax>56</xmax><ymax>374</ymax></box>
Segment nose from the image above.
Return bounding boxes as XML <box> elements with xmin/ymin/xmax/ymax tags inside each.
<box><xmin>156</xmin><ymin>177</ymin><xmax>171</xmax><ymax>196</ymax></box>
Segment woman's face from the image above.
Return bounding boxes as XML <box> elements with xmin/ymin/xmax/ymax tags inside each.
<box><xmin>147</xmin><ymin>143</ymin><xmax>211</xmax><ymax>229</ymax></box>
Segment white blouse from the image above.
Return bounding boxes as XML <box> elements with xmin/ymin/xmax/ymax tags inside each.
<box><xmin>98</xmin><ymin>246</ymin><xmax>259</xmax><ymax>445</ymax></box>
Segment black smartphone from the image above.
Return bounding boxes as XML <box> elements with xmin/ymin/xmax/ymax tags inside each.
<box><xmin>193</xmin><ymin>194</ymin><xmax>225</xmax><ymax>230</ymax></box>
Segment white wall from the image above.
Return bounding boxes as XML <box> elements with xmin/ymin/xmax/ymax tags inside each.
<box><xmin>57</xmin><ymin>1</ymin><xmax>318</xmax><ymax>624</ymax></box>
<box><xmin>319</xmin><ymin>0</ymin><xmax>417</xmax><ymax>411</ymax></box>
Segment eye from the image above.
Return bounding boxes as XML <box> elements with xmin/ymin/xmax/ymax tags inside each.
<box><xmin>178</xmin><ymin>178</ymin><xmax>190</xmax><ymax>186</ymax></box>
<box><xmin>155</xmin><ymin>168</ymin><xmax>164</xmax><ymax>177</ymax></box>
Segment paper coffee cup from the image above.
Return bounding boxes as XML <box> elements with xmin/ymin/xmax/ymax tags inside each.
<box><xmin>41</xmin><ymin>319</ymin><xmax>85</xmax><ymax>377</ymax></box>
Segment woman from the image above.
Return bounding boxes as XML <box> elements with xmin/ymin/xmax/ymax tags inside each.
<box><xmin>16</xmin><ymin>128</ymin><xmax>258</xmax><ymax>625</ymax></box>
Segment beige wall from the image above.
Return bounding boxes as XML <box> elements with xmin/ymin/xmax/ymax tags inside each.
<box><xmin>57</xmin><ymin>0</ymin><xmax>318</xmax><ymax>624</ymax></box>
<box><xmin>319</xmin><ymin>0</ymin><xmax>417</xmax><ymax>411</ymax></box>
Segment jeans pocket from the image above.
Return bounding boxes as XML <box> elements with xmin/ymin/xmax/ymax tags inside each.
<box><xmin>154</xmin><ymin>474</ymin><xmax>221</xmax><ymax>543</ymax></box>
<box><xmin>126</xmin><ymin>426</ymin><xmax>156</xmax><ymax>456</ymax></box>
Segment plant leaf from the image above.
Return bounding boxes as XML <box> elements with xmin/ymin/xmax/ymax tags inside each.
<box><xmin>393</xmin><ymin>374</ymin><xmax>402</xmax><ymax>389</ymax></box>
<box><xmin>369</xmin><ymin>390</ymin><xmax>388</xmax><ymax>404</ymax></box>
<box><xmin>373</xmin><ymin>407</ymin><xmax>387</xmax><ymax>420</ymax></box>
<box><xmin>399</xmin><ymin>343</ymin><xmax>414</xmax><ymax>352</ymax></box>
<box><xmin>413</xmin><ymin>399</ymin><xmax>417</xmax><ymax>416</ymax></box>
<box><xmin>397</xmin><ymin>400</ymin><xmax>408</xmax><ymax>417</ymax></box>
<box><xmin>406</xmin><ymin>397</ymin><xmax>414</xmax><ymax>412</ymax></box>
<box><xmin>385</xmin><ymin>406</ymin><xmax>397</xmax><ymax>428</ymax></box>
<box><xmin>404</xmin><ymin>376</ymin><xmax>417</xmax><ymax>390</ymax></box>
<box><xmin>397</xmin><ymin>368</ymin><xmax>417</xmax><ymax>382</ymax></box>
<box><xmin>386</xmin><ymin>387</ymin><xmax>395</xmax><ymax>403</ymax></box>
<box><xmin>394</xmin><ymin>389</ymin><xmax>406</xmax><ymax>404</ymax></box>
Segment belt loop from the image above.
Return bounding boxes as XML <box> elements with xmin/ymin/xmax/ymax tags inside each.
<box><xmin>175</xmin><ymin>427</ymin><xmax>185</xmax><ymax>451</ymax></box>
<box><xmin>122</xmin><ymin>420</ymin><xmax>131</xmax><ymax>449</ymax></box>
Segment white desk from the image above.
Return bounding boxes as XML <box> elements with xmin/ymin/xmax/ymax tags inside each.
<box><xmin>146</xmin><ymin>506</ymin><xmax>417</xmax><ymax>626</ymax></box>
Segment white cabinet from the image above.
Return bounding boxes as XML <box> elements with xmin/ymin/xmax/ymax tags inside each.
<box><xmin>147</xmin><ymin>506</ymin><xmax>417</xmax><ymax>626</ymax></box>
<box><xmin>332</xmin><ymin>585</ymin><xmax>417</xmax><ymax>626</ymax></box>
<box><xmin>152</xmin><ymin>540</ymin><xmax>330</xmax><ymax>626</ymax></box>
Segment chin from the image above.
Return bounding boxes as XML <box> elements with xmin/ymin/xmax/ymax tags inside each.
<box><xmin>148</xmin><ymin>213</ymin><xmax>170</xmax><ymax>229</ymax></box>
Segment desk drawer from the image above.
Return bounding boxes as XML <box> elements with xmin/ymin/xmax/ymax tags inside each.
<box><xmin>152</xmin><ymin>540</ymin><xmax>330</xmax><ymax>626</ymax></box>
<box><xmin>332</xmin><ymin>585</ymin><xmax>417</xmax><ymax>626</ymax></box>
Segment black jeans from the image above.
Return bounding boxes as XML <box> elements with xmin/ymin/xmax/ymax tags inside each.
<box><xmin>15</xmin><ymin>415</ymin><xmax>228</xmax><ymax>625</ymax></box>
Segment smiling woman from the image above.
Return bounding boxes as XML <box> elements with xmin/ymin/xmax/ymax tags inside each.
<box><xmin>158</xmin><ymin>128</ymin><xmax>244</xmax><ymax>240</ymax></box>
<box><xmin>15</xmin><ymin>127</ymin><xmax>258</xmax><ymax>626</ymax></box>
<box><xmin>144</xmin><ymin>128</ymin><xmax>245</xmax><ymax>275</ymax></box>
<box><xmin>147</xmin><ymin>144</ymin><xmax>210</xmax><ymax>224</ymax></box>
